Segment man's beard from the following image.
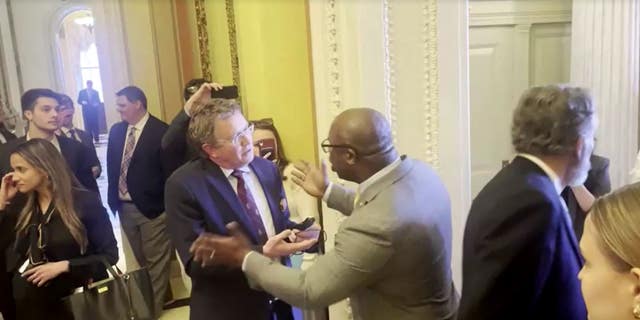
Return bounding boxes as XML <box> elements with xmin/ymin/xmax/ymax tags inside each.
<box><xmin>567</xmin><ymin>153</ymin><xmax>591</xmax><ymax>187</ymax></box>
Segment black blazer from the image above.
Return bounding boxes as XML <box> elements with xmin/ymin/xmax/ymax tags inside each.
<box><xmin>561</xmin><ymin>154</ymin><xmax>611</xmax><ymax>240</ymax></box>
<box><xmin>77</xmin><ymin>89</ymin><xmax>101</xmax><ymax>107</ymax></box>
<box><xmin>2</xmin><ymin>189</ymin><xmax>117</xmax><ymax>319</ymax></box>
<box><xmin>165</xmin><ymin>157</ymin><xmax>296</xmax><ymax>320</ymax></box>
<box><xmin>0</xmin><ymin>136</ymin><xmax>99</xmax><ymax>193</ymax></box>
<box><xmin>459</xmin><ymin>156</ymin><xmax>587</xmax><ymax>320</ymax></box>
<box><xmin>161</xmin><ymin>110</ymin><xmax>199</xmax><ymax>175</ymax></box>
<box><xmin>107</xmin><ymin>115</ymin><xmax>169</xmax><ymax>219</ymax></box>
<box><xmin>60</xmin><ymin>129</ymin><xmax>101</xmax><ymax>175</ymax></box>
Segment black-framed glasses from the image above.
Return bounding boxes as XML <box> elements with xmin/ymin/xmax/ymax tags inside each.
<box><xmin>320</xmin><ymin>138</ymin><xmax>358</xmax><ymax>155</ymax></box>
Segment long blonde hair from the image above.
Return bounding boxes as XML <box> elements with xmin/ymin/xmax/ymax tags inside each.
<box><xmin>12</xmin><ymin>139</ymin><xmax>88</xmax><ymax>253</ymax></box>
<box><xmin>589</xmin><ymin>182</ymin><xmax>640</xmax><ymax>271</ymax></box>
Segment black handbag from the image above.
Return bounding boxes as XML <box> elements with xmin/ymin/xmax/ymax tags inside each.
<box><xmin>62</xmin><ymin>257</ymin><xmax>156</xmax><ymax>320</ymax></box>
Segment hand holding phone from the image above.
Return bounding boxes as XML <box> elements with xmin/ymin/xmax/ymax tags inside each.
<box><xmin>255</xmin><ymin>138</ymin><xmax>277</xmax><ymax>162</ymax></box>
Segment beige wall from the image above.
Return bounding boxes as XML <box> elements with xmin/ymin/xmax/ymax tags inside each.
<box><xmin>3</xmin><ymin>0</ymin><xmax>184</xmax><ymax>126</ymax></box>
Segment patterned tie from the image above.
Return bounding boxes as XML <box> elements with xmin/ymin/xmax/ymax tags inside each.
<box><xmin>118</xmin><ymin>127</ymin><xmax>136</xmax><ymax>196</ymax></box>
<box><xmin>67</xmin><ymin>129</ymin><xmax>80</xmax><ymax>142</ymax></box>
<box><xmin>231</xmin><ymin>169</ymin><xmax>268</xmax><ymax>244</ymax></box>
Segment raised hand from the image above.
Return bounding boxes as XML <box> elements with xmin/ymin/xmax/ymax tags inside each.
<box><xmin>0</xmin><ymin>173</ymin><xmax>18</xmax><ymax>210</ymax></box>
<box><xmin>291</xmin><ymin>160</ymin><xmax>329</xmax><ymax>198</ymax></box>
<box><xmin>184</xmin><ymin>82</ymin><xmax>224</xmax><ymax>115</ymax></box>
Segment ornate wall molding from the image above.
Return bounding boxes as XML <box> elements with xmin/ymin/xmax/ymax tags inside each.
<box><xmin>194</xmin><ymin>0</ymin><xmax>211</xmax><ymax>81</ymax></box>
<box><xmin>326</xmin><ymin>0</ymin><xmax>342</xmax><ymax>119</ymax></box>
<box><xmin>224</xmin><ymin>0</ymin><xmax>242</xmax><ymax>107</ymax></box>
<box><xmin>382</xmin><ymin>0</ymin><xmax>397</xmax><ymax>144</ymax></box>
<box><xmin>423</xmin><ymin>0</ymin><xmax>439</xmax><ymax>168</ymax></box>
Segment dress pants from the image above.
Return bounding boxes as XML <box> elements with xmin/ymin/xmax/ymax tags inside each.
<box><xmin>119</xmin><ymin>202</ymin><xmax>172</xmax><ymax>316</ymax></box>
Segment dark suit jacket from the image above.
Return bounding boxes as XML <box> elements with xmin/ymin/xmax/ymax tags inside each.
<box><xmin>561</xmin><ymin>154</ymin><xmax>610</xmax><ymax>240</ymax></box>
<box><xmin>459</xmin><ymin>156</ymin><xmax>587</xmax><ymax>320</ymax></box>
<box><xmin>107</xmin><ymin>115</ymin><xmax>169</xmax><ymax>219</ymax></box>
<box><xmin>161</xmin><ymin>110</ymin><xmax>199</xmax><ymax>175</ymax></box>
<box><xmin>0</xmin><ymin>136</ymin><xmax>99</xmax><ymax>193</ymax></box>
<box><xmin>0</xmin><ymin>124</ymin><xmax>16</xmax><ymax>144</ymax></box>
<box><xmin>1</xmin><ymin>189</ymin><xmax>117</xmax><ymax>319</ymax></box>
<box><xmin>60</xmin><ymin>128</ymin><xmax>101</xmax><ymax>175</ymax></box>
<box><xmin>77</xmin><ymin>88</ymin><xmax>101</xmax><ymax>107</ymax></box>
<box><xmin>165</xmin><ymin>157</ymin><xmax>296</xmax><ymax>320</ymax></box>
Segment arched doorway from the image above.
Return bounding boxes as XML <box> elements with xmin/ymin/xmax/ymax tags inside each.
<box><xmin>54</xmin><ymin>8</ymin><xmax>107</xmax><ymax>139</ymax></box>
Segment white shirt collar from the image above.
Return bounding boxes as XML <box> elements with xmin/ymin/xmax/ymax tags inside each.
<box><xmin>26</xmin><ymin>132</ymin><xmax>61</xmax><ymax>152</ymax></box>
<box><xmin>129</xmin><ymin>112</ymin><xmax>150</xmax><ymax>131</ymax></box>
<box><xmin>357</xmin><ymin>157</ymin><xmax>402</xmax><ymax>195</ymax></box>
<box><xmin>60</xmin><ymin>126</ymin><xmax>75</xmax><ymax>134</ymax></box>
<box><xmin>221</xmin><ymin>165</ymin><xmax>250</xmax><ymax>178</ymax></box>
<box><xmin>517</xmin><ymin>153</ymin><xmax>564</xmax><ymax>194</ymax></box>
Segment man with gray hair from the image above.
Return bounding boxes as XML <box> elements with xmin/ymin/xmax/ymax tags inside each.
<box><xmin>459</xmin><ymin>85</ymin><xmax>593</xmax><ymax>320</ymax></box>
<box><xmin>164</xmin><ymin>84</ymin><xmax>317</xmax><ymax>320</ymax></box>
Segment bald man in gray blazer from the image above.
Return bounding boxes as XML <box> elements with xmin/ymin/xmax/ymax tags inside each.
<box><xmin>190</xmin><ymin>108</ymin><xmax>459</xmax><ymax>320</ymax></box>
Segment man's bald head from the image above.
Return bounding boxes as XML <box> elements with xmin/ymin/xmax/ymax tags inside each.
<box><xmin>329</xmin><ymin>108</ymin><xmax>394</xmax><ymax>155</ymax></box>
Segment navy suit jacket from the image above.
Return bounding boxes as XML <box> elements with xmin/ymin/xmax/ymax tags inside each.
<box><xmin>107</xmin><ymin>115</ymin><xmax>170</xmax><ymax>219</ymax></box>
<box><xmin>459</xmin><ymin>156</ymin><xmax>587</xmax><ymax>320</ymax></box>
<box><xmin>165</xmin><ymin>157</ymin><xmax>296</xmax><ymax>320</ymax></box>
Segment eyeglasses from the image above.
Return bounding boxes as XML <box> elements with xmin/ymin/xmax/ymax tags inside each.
<box><xmin>217</xmin><ymin>123</ymin><xmax>255</xmax><ymax>146</ymax></box>
<box><xmin>320</xmin><ymin>138</ymin><xmax>395</xmax><ymax>158</ymax></box>
<box><xmin>320</xmin><ymin>138</ymin><xmax>358</xmax><ymax>154</ymax></box>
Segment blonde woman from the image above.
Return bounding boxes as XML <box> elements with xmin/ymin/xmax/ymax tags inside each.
<box><xmin>0</xmin><ymin>139</ymin><xmax>117</xmax><ymax>319</ymax></box>
<box><xmin>579</xmin><ymin>182</ymin><xmax>640</xmax><ymax>320</ymax></box>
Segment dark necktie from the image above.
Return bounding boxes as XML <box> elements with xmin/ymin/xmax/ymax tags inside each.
<box><xmin>231</xmin><ymin>169</ymin><xmax>268</xmax><ymax>244</ymax></box>
<box><xmin>67</xmin><ymin>129</ymin><xmax>79</xmax><ymax>142</ymax></box>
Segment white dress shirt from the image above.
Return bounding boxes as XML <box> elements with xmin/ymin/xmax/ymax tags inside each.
<box><xmin>221</xmin><ymin>165</ymin><xmax>277</xmax><ymax>238</ymax></box>
<box><xmin>119</xmin><ymin>112</ymin><xmax>150</xmax><ymax>200</ymax></box>
<box><xmin>26</xmin><ymin>133</ymin><xmax>61</xmax><ymax>152</ymax></box>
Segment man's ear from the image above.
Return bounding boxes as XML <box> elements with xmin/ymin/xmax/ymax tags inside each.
<box><xmin>23</xmin><ymin>110</ymin><xmax>33</xmax><ymax>122</ymax></box>
<box><xmin>345</xmin><ymin>148</ymin><xmax>358</xmax><ymax>165</ymax></box>
<box><xmin>202</xmin><ymin>143</ymin><xmax>217</xmax><ymax>159</ymax></box>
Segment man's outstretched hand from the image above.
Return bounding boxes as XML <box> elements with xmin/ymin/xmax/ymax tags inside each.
<box><xmin>190</xmin><ymin>222</ymin><xmax>318</xmax><ymax>268</ymax></box>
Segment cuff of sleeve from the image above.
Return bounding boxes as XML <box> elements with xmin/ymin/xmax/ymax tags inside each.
<box><xmin>322</xmin><ymin>182</ymin><xmax>334</xmax><ymax>202</ymax></box>
<box><xmin>241</xmin><ymin>251</ymin><xmax>255</xmax><ymax>272</ymax></box>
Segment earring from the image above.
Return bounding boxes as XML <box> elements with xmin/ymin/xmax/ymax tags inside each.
<box><xmin>633</xmin><ymin>304</ymin><xmax>640</xmax><ymax>319</ymax></box>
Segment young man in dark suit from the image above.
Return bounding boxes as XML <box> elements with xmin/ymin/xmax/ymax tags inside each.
<box><xmin>164</xmin><ymin>87</ymin><xmax>315</xmax><ymax>320</ymax></box>
<box><xmin>77</xmin><ymin>80</ymin><xmax>101</xmax><ymax>143</ymax></box>
<box><xmin>57</xmin><ymin>93</ymin><xmax>101</xmax><ymax>178</ymax></box>
<box><xmin>459</xmin><ymin>85</ymin><xmax>595</xmax><ymax>320</ymax></box>
<box><xmin>0</xmin><ymin>88</ymin><xmax>100</xmax><ymax>320</ymax></box>
<box><xmin>106</xmin><ymin>85</ymin><xmax>172</xmax><ymax>316</ymax></box>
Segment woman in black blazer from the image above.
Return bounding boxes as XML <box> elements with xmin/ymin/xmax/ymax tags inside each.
<box><xmin>0</xmin><ymin>139</ymin><xmax>118</xmax><ymax>319</ymax></box>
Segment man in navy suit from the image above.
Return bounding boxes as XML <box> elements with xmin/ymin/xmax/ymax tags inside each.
<box><xmin>77</xmin><ymin>80</ymin><xmax>101</xmax><ymax>143</ymax></box>
<box><xmin>165</xmin><ymin>86</ymin><xmax>317</xmax><ymax>320</ymax></box>
<box><xmin>458</xmin><ymin>85</ymin><xmax>594</xmax><ymax>320</ymax></box>
<box><xmin>106</xmin><ymin>86</ymin><xmax>173</xmax><ymax>316</ymax></box>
